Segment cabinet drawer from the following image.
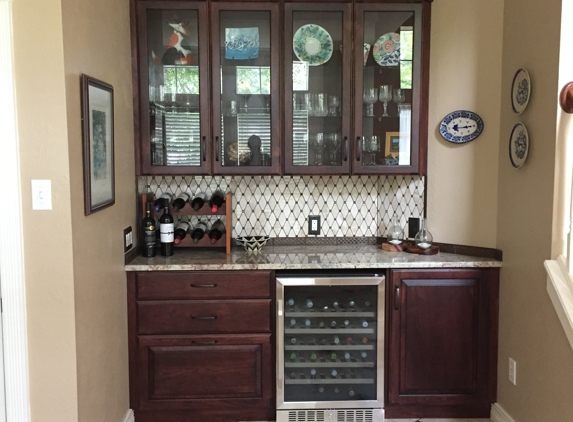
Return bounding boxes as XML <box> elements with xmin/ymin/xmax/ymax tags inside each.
<box><xmin>137</xmin><ymin>300</ymin><xmax>271</xmax><ymax>334</ymax></box>
<box><xmin>135</xmin><ymin>271</ymin><xmax>272</xmax><ymax>300</ymax></box>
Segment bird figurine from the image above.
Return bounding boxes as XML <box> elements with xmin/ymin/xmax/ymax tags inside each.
<box><xmin>152</xmin><ymin>19</ymin><xmax>193</xmax><ymax>66</ymax></box>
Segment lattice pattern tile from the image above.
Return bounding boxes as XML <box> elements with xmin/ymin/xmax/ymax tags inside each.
<box><xmin>142</xmin><ymin>175</ymin><xmax>425</xmax><ymax>238</ymax></box>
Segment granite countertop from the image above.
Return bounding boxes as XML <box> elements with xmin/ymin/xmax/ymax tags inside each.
<box><xmin>125</xmin><ymin>244</ymin><xmax>502</xmax><ymax>271</ymax></box>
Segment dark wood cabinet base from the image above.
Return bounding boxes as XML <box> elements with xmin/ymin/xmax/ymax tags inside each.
<box><xmin>134</xmin><ymin>407</ymin><xmax>275</xmax><ymax>422</ymax></box>
<box><xmin>385</xmin><ymin>403</ymin><xmax>492</xmax><ymax>419</ymax></box>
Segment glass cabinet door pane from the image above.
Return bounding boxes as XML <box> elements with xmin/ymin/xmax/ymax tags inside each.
<box><xmin>146</xmin><ymin>9</ymin><xmax>203</xmax><ymax>167</ymax></box>
<box><xmin>361</xmin><ymin>11</ymin><xmax>415</xmax><ymax>168</ymax></box>
<box><xmin>290</xmin><ymin>11</ymin><xmax>344</xmax><ymax>169</ymax></box>
<box><xmin>217</xmin><ymin>11</ymin><xmax>273</xmax><ymax>167</ymax></box>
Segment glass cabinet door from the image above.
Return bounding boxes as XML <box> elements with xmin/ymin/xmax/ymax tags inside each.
<box><xmin>211</xmin><ymin>3</ymin><xmax>280</xmax><ymax>175</ymax></box>
<box><xmin>284</xmin><ymin>4</ymin><xmax>352</xmax><ymax>175</ymax></box>
<box><xmin>354</xmin><ymin>3</ymin><xmax>426</xmax><ymax>174</ymax></box>
<box><xmin>138</xmin><ymin>2</ymin><xmax>211</xmax><ymax>174</ymax></box>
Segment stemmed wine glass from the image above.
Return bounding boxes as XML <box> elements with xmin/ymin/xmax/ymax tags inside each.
<box><xmin>313</xmin><ymin>133</ymin><xmax>325</xmax><ymax>165</ymax></box>
<box><xmin>328</xmin><ymin>95</ymin><xmax>340</xmax><ymax>116</ymax></box>
<box><xmin>379</xmin><ymin>85</ymin><xmax>393</xmax><ymax>117</ymax></box>
<box><xmin>327</xmin><ymin>133</ymin><xmax>341</xmax><ymax>165</ymax></box>
<box><xmin>362</xmin><ymin>135</ymin><xmax>379</xmax><ymax>165</ymax></box>
<box><xmin>363</xmin><ymin>87</ymin><xmax>378</xmax><ymax>117</ymax></box>
<box><xmin>393</xmin><ymin>89</ymin><xmax>406</xmax><ymax>114</ymax></box>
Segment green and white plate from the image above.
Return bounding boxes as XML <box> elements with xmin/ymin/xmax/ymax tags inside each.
<box><xmin>293</xmin><ymin>24</ymin><xmax>333</xmax><ymax>66</ymax></box>
<box><xmin>372</xmin><ymin>32</ymin><xmax>400</xmax><ymax>67</ymax></box>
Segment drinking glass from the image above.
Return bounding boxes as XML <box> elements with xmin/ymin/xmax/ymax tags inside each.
<box><xmin>315</xmin><ymin>93</ymin><xmax>328</xmax><ymax>117</ymax></box>
<box><xmin>305</xmin><ymin>93</ymin><xmax>315</xmax><ymax>116</ymax></box>
<box><xmin>328</xmin><ymin>95</ymin><xmax>340</xmax><ymax>116</ymax></box>
<box><xmin>379</xmin><ymin>85</ymin><xmax>393</xmax><ymax>117</ymax></box>
<box><xmin>393</xmin><ymin>89</ymin><xmax>406</xmax><ymax>113</ymax></box>
<box><xmin>327</xmin><ymin>133</ymin><xmax>341</xmax><ymax>164</ymax></box>
<box><xmin>363</xmin><ymin>87</ymin><xmax>378</xmax><ymax>117</ymax></box>
<box><xmin>314</xmin><ymin>133</ymin><xmax>325</xmax><ymax>165</ymax></box>
<box><xmin>368</xmin><ymin>135</ymin><xmax>379</xmax><ymax>165</ymax></box>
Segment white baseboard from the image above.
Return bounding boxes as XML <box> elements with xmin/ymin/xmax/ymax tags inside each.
<box><xmin>491</xmin><ymin>403</ymin><xmax>516</xmax><ymax>422</ymax></box>
<box><xmin>122</xmin><ymin>409</ymin><xmax>135</xmax><ymax>422</ymax></box>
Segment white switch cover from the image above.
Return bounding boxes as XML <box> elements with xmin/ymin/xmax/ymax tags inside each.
<box><xmin>31</xmin><ymin>180</ymin><xmax>52</xmax><ymax>210</ymax></box>
<box><xmin>509</xmin><ymin>357</ymin><xmax>517</xmax><ymax>385</ymax></box>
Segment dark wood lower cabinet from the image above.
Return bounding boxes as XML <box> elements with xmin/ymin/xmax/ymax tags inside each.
<box><xmin>385</xmin><ymin>268</ymin><xmax>499</xmax><ymax>419</ymax></box>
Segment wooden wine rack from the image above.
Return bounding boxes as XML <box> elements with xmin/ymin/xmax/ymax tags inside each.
<box><xmin>142</xmin><ymin>192</ymin><xmax>232</xmax><ymax>254</ymax></box>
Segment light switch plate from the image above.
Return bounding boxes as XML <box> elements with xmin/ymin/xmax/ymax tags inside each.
<box><xmin>124</xmin><ymin>227</ymin><xmax>133</xmax><ymax>253</ymax></box>
<box><xmin>31</xmin><ymin>179</ymin><xmax>52</xmax><ymax>210</ymax></box>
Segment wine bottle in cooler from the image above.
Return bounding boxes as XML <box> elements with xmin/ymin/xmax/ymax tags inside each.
<box><xmin>159</xmin><ymin>205</ymin><xmax>174</xmax><ymax>256</ymax></box>
<box><xmin>191</xmin><ymin>221</ymin><xmax>207</xmax><ymax>243</ymax></box>
<box><xmin>173</xmin><ymin>221</ymin><xmax>190</xmax><ymax>244</ymax></box>
<box><xmin>141</xmin><ymin>202</ymin><xmax>156</xmax><ymax>257</ymax></box>
<box><xmin>209</xmin><ymin>190</ymin><xmax>226</xmax><ymax>212</ymax></box>
<box><xmin>171</xmin><ymin>192</ymin><xmax>190</xmax><ymax>211</ymax></box>
<box><xmin>208</xmin><ymin>219</ymin><xmax>225</xmax><ymax>244</ymax></box>
<box><xmin>154</xmin><ymin>192</ymin><xmax>173</xmax><ymax>211</ymax></box>
<box><xmin>190</xmin><ymin>192</ymin><xmax>206</xmax><ymax>211</ymax></box>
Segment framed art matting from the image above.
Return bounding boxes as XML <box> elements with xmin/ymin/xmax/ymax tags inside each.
<box><xmin>81</xmin><ymin>74</ymin><xmax>115</xmax><ymax>215</ymax></box>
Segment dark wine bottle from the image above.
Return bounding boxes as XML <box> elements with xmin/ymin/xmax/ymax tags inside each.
<box><xmin>172</xmin><ymin>192</ymin><xmax>190</xmax><ymax>211</ymax></box>
<box><xmin>173</xmin><ymin>221</ymin><xmax>190</xmax><ymax>244</ymax></box>
<box><xmin>191</xmin><ymin>221</ymin><xmax>207</xmax><ymax>243</ymax></box>
<box><xmin>154</xmin><ymin>192</ymin><xmax>173</xmax><ymax>211</ymax></box>
<box><xmin>208</xmin><ymin>219</ymin><xmax>225</xmax><ymax>244</ymax></box>
<box><xmin>159</xmin><ymin>206</ymin><xmax>174</xmax><ymax>256</ymax></box>
<box><xmin>209</xmin><ymin>190</ymin><xmax>226</xmax><ymax>212</ymax></box>
<box><xmin>141</xmin><ymin>202</ymin><xmax>156</xmax><ymax>257</ymax></box>
<box><xmin>190</xmin><ymin>192</ymin><xmax>207</xmax><ymax>211</ymax></box>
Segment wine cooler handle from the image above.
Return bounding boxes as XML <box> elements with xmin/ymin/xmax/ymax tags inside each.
<box><xmin>192</xmin><ymin>315</ymin><xmax>218</xmax><ymax>320</ymax></box>
<box><xmin>201</xmin><ymin>136</ymin><xmax>206</xmax><ymax>162</ymax></box>
<box><xmin>343</xmin><ymin>136</ymin><xmax>348</xmax><ymax>162</ymax></box>
<box><xmin>394</xmin><ymin>286</ymin><xmax>400</xmax><ymax>310</ymax></box>
<box><xmin>215</xmin><ymin>136</ymin><xmax>220</xmax><ymax>162</ymax></box>
<box><xmin>192</xmin><ymin>340</ymin><xmax>217</xmax><ymax>345</ymax></box>
<box><xmin>190</xmin><ymin>283</ymin><xmax>217</xmax><ymax>288</ymax></box>
<box><xmin>356</xmin><ymin>136</ymin><xmax>361</xmax><ymax>161</ymax></box>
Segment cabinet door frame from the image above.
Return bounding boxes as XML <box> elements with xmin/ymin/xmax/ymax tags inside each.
<box><xmin>353</xmin><ymin>2</ymin><xmax>429</xmax><ymax>175</ymax></box>
<box><xmin>283</xmin><ymin>2</ymin><xmax>353</xmax><ymax>175</ymax></box>
<box><xmin>136</xmin><ymin>1</ymin><xmax>212</xmax><ymax>176</ymax></box>
<box><xmin>210</xmin><ymin>2</ymin><xmax>282</xmax><ymax>175</ymax></box>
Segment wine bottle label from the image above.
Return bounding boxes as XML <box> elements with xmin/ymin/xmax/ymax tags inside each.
<box><xmin>160</xmin><ymin>223</ymin><xmax>174</xmax><ymax>242</ymax></box>
<box><xmin>144</xmin><ymin>229</ymin><xmax>155</xmax><ymax>245</ymax></box>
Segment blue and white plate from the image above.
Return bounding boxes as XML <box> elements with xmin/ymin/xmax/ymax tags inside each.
<box><xmin>372</xmin><ymin>33</ymin><xmax>400</xmax><ymax>67</ymax></box>
<box><xmin>293</xmin><ymin>24</ymin><xmax>333</xmax><ymax>66</ymax></box>
<box><xmin>439</xmin><ymin>110</ymin><xmax>484</xmax><ymax>144</ymax></box>
<box><xmin>225</xmin><ymin>27</ymin><xmax>260</xmax><ymax>60</ymax></box>
<box><xmin>511</xmin><ymin>68</ymin><xmax>531</xmax><ymax>114</ymax></box>
<box><xmin>509</xmin><ymin>122</ymin><xmax>529</xmax><ymax>168</ymax></box>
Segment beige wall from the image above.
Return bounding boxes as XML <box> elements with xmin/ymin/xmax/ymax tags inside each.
<box><xmin>427</xmin><ymin>0</ymin><xmax>503</xmax><ymax>248</ymax></box>
<box><xmin>496</xmin><ymin>0</ymin><xmax>573</xmax><ymax>421</ymax></box>
<box><xmin>13</xmin><ymin>0</ymin><xmax>135</xmax><ymax>420</ymax></box>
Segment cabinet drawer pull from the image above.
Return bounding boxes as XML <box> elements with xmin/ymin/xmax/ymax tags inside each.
<box><xmin>394</xmin><ymin>286</ymin><xmax>400</xmax><ymax>310</ymax></box>
<box><xmin>356</xmin><ymin>136</ymin><xmax>361</xmax><ymax>161</ymax></box>
<box><xmin>192</xmin><ymin>340</ymin><xmax>217</xmax><ymax>345</ymax></box>
<box><xmin>190</xmin><ymin>283</ymin><xmax>217</xmax><ymax>288</ymax></box>
<box><xmin>192</xmin><ymin>315</ymin><xmax>218</xmax><ymax>321</ymax></box>
<box><xmin>215</xmin><ymin>136</ymin><xmax>220</xmax><ymax>162</ymax></box>
<box><xmin>343</xmin><ymin>136</ymin><xmax>348</xmax><ymax>162</ymax></box>
<box><xmin>201</xmin><ymin>136</ymin><xmax>206</xmax><ymax>162</ymax></box>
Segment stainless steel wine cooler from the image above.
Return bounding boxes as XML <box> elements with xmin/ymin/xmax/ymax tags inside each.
<box><xmin>276</xmin><ymin>273</ymin><xmax>385</xmax><ymax>422</ymax></box>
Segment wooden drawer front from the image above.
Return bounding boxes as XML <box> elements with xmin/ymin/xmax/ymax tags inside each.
<box><xmin>136</xmin><ymin>271</ymin><xmax>271</xmax><ymax>300</ymax></box>
<box><xmin>137</xmin><ymin>300</ymin><xmax>271</xmax><ymax>334</ymax></box>
<box><xmin>137</xmin><ymin>334</ymin><xmax>273</xmax><ymax>414</ymax></box>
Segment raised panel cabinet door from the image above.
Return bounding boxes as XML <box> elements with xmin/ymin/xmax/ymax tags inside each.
<box><xmin>137</xmin><ymin>1</ymin><xmax>212</xmax><ymax>175</ymax></box>
<box><xmin>386</xmin><ymin>268</ymin><xmax>499</xmax><ymax>419</ymax></box>
<box><xmin>284</xmin><ymin>3</ymin><xmax>352</xmax><ymax>175</ymax></box>
<box><xmin>211</xmin><ymin>2</ymin><xmax>281</xmax><ymax>175</ymax></box>
<box><xmin>136</xmin><ymin>334</ymin><xmax>274</xmax><ymax>421</ymax></box>
<box><xmin>353</xmin><ymin>3</ymin><xmax>430</xmax><ymax>175</ymax></box>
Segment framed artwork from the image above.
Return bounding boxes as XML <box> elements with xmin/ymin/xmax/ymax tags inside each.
<box><xmin>385</xmin><ymin>132</ymin><xmax>401</xmax><ymax>157</ymax></box>
<box><xmin>81</xmin><ymin>74</ymin><xmax>115</xmax><ymax>215</ymax></box>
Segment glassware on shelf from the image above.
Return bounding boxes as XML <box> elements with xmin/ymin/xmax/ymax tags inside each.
<box><xmin>315</xmin><ymin>133</ymin><xmax>325</xmax><ymax>165</ymax></box>
<box><xmin>362</xmin><ymin>87</ymin><xmax>378</xmax><ymax>117</ymax></box>
<box><xmin>363</xmin><ymin>135</ymin><xmax>379</xmax><ymax>165</ymax></box>
<box><xmin>379</xmin><ymin>84</ymin><xmax>393</xmax><ymax>117</ymax></box>
<box><xmin>393</xmin><ymin>89</ymin><xmax>406</xmax><ymax>114</ymax></box>
<box><xmin>327</xmin><ymin>133</ymin><xmax>341</xmax><ymax>165</ymax></box>
<box><xmin>315</xmin><ymin>93</ymin><xmax>329</xmax><ymax>117</ymax></box>
<box><xmin>414</xmin><ymin>218</ymin><xmax>433</xmax><ymax>249</ymax></box>
<box><xmin>328</xmin><ymin>95</ymin><xmax>340</xmax><ymax>116</ymax></box>
<box><xmin>387</xmin><ymin>216</ymin><xmax>404</xmax><ymax>245</ymax></box>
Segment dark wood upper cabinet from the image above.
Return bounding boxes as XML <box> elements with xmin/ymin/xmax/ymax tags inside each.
<box><xmin>132</xmin><ymin>0</ymin><xmax>431</xmax><ymax>176</ymax></box>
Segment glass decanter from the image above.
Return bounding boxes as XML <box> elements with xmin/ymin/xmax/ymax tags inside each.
<box><xmin>414</xmin><ymin>218</ymin><xmax>433</xmax><ymax>249</ymax></box>
<box><xmin>387</xmin><ymin>217</ymin><xmax>404</xmax><ymax>245</ymax></box>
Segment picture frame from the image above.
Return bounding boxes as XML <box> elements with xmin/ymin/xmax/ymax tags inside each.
<box><xmin>385</xmin><ymin>132</ymin><xmax>401</xmax><ymax>157</ymax></box>
<box><xmin>80</xmin><ymin>74</ymin><xmax>115</xmax><ymax>215</ymax></box>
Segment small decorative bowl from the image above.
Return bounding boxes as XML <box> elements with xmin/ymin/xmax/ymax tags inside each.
<box><xmin>235</xmin><ymin>235</ymin><xmax>270</xmax><ymax>252</ymax></box>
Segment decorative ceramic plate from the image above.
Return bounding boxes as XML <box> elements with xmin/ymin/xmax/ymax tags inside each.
<box><xmin>373</xmin><ymin>32</ymin><xmax>400</xmax><ymax>66</ymax></box>
<box><xmin>225</xmin><ymin>27</ymin><xmax>260</xmax><ymax>60</ymax></box>
<box><xmin>293</xmin><ymin>24</ymin><xmax>333</xmax><ymax>66</ymax></box>
<box><xmin>509</xmin><ymin>122</ymin><xmax>529</xmax><ymax>168</ymax></box>
<box><xmin>511</xmin><ymin>68</ymin><xmax>531</xmax><ymax>114</ymax></box>
<box><xmin>439</xmin><ymin>110</ymin><xmax>484</xmax><ymax>144</ymax></box>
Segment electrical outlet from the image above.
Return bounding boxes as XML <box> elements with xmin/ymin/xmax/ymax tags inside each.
<box><xmin>308</xmin><ymin>215</ymin><xmax>321</xmax><ymax>235</ymax></box>
<box><xmin>408</xmin><ymin>217</ymin><xmax>420</xmax><ymax>239</ymax></box>
<box><xmin>124</xmin><ymin>226</ymin><xmax>133</xmax><ymax>253</ymax></box>
<box><xmin>509</xmin><ymin>357</ymin><xmax>517</xmax><ymax>385</ymax></box>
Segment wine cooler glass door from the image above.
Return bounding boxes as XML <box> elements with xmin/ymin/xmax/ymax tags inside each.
<box><xmin>276</xmin><ymin>276</ymin><xmax>384</xmax><ymax>409</ymax></box>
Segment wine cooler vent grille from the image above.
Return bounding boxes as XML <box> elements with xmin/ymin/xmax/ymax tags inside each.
<box><xmin>288</xmin><ymin>410</ymin><xmax>325</xmax><ymax>422</ymax></box>
<box><xmin>336</xmin><ymin>409</ymin><xmax>373</xmax><ymax>422</ymax></box>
